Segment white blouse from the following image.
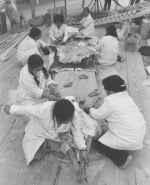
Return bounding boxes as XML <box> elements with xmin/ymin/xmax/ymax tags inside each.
<box><xmin>97</xmin><ymin>35</ymin><xmax>119</xmax><ymax>65</ymax></box>
<box><xmin>90</xmin><ymin>92</ymin><xmax>146</xmax><ymax>150</ymax></box>
<box><xmin>17</xmin><ymin>36</ymin><xmax>47</xmax><ymax>65</ymax></box>
<box><xmin>9</xmin><ymin>65</ymin><xmax>53</xmax><ymax>104</ymax></box>
<box><xmin>80</xmin><ymin>14</ymin><xmax>95</xmax><ymax>37</ymax></box>
<box><xmin>10</xmin><ymin>98</ymin><xmax>97</xmax><ymax>165</ymax></box>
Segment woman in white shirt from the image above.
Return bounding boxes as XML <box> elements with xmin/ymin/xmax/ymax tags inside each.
<box><xmin>9</xmin><ymin>54</ymin><xmax>60</xmax><ymax>105</ymax></box>
<box><xmin>79</xmin><ymin>7</ymin><xmax>95</xmax><ymax>38</ymax></box>
<box><xmin>17</xmin><ymin>27</ymin><xmax>49</xmax><ymax>66</ymax></box>
<box><xmin>97</xmin><ymin>25</ymin><xmax>119</xmax><ymax>66</ymax></box>
<box><xmin>84</xmin><ymin>75</ymin><xmax>146</xmax><ymax>168</ymax></box>
<box><xmin>49</xmin><ymin>14</ymin><xmax>78</xmax><ymax>44</ymax></box>
<box><xmin>3</xmin><ymin>97</ymin><xmax>97</xmax><ymax>182</ymax></box>
<box><xmin>96</xmin><ymin>25</ymin><xmax>120</xmax><ymax>81</ymax></box>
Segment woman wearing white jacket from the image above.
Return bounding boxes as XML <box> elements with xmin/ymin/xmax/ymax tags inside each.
<box><xmin>88</xmin><ymin>75</ymin><xmax>146</xmax><ymax>168</ymax></box>
<box><xmin>9</xmin><ymin>54</ymin><xmax>60</xmax><ymax>105</ymax></box>
<box><xmin>17</xmin><ymin>27</ymin><xmax>50</xmax><ymax>66</ymax></box>
<box><xmin>3</xmin><ymin>97</ymin><xmax>97</xmax><ymax>175</ymax></box>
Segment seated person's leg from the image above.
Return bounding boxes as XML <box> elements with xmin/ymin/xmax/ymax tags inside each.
<box><xmin>92</xmin><ymin>140</ymin><xmax>130</xmax><ymax>167</ymax></box>
<box><xmin>139</xmin><ymin>46</ymin><xmax>150</xmax><ymax>56</ymax></box>
<box><xmin>33</xmin><ymin>139</ymin><xmax>52</xmax><ymax>162</ymax></box>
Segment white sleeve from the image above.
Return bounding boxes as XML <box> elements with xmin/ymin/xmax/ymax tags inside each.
<box><xmin>90</xmin><ymin>100</ymin><xmax>112</xmax><ymax>120</ymax></box>
<box><xmin>79</xmin><ymin>110</ymin><xmax>97</xmax><ymax>137</ymax></box>
<box><xmin>24</xmin><ymin>78</ymin><xmax>43</xmax><ymax>99</ymax></box>
<box><xmin>36</xmin><ymin>39</ymin><xmax>47</xmax><ymax>48</ymax></box>
<box><xmin>10</xmin><ymin>102</ymin><xmax>53</xmax><ymax>118</ymax></box>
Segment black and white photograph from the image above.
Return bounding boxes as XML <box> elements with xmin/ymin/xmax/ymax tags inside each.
<box><xmin>0</xmin><ymin>0</ymin><xmax>150</xmax><ymax>184</ymax></box>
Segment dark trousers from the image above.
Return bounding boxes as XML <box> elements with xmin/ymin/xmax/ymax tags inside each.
<box><xmin>104</xmin><ymin>0</ymin><xmax>112</xmax><ymax>10</ymax></box>
<box><xmin>92</xmin><ymin>140</ymin><xmax>129</xmax><ymax>167</ymax></box>
<box><xmin>139</xmin><ymin>46</ymin><xmax>150</xmax><ymax>57</ymax></box>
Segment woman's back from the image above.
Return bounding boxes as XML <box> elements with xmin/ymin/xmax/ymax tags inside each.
<box><xmin>100</xmin><ymin>35</ymin><xmax>119</xmax><ymax>62</ymax></box>
<box><xmin>104</xmin><ymin>91</ymin><xmax>146</xmax><ymax>149</ymax></box>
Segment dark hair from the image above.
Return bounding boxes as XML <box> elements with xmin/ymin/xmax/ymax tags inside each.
<box><xmin>28</xmin><ymin>54</ymin><xmax>48</xmax><ymax>86</ymax></box>
<box><xmin>102</xmin><ymin>75</ymin><xmax>127</xmax><ymax>93</ymax></box>
<box><xmin>53</xmin><ymin>99</ymin><xmax>75</xmax><ymax>125</ymax></box>
<box><xmin>53</xmin><ymin>14</ymin><xmax>64</xmax><ymax>25</ymax></box>
<box><xmin>29</xmin><ymin>27</ymin><xmax>42</xmax><ymax>40</ymax></box>
<box><xmin>106</xmin><ymin>25</ymin><xmax>118</xmax><ymax>38</ymax></box>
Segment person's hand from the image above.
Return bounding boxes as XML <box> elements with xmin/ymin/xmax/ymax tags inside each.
<box><xmin>3</xmin><ymin>105</ymin><xmax>11</xmax><ymax>114</ymax></box>
<box><xmin>48</xmin><ymin>83</ymin><xmax>61</xmax><ymax>98</ymax></box>
<box><xmin>93</xmin><ymin>97</ymin><xmax>104</xmax><ymax>109</ymax></box>
<box><xmin>48</xmin><ymin>83</ymin><xmax>58</xmax><ymax>89</ymax></box>
<box><xmin>79</xmin><ymin>101</ymin><xmax>90</xmax><ymax>114</ymax></box>
<box><xmin>42</xmin><ymin>88</ymin><xmax>50</xmax><ymax>99</ymax></box>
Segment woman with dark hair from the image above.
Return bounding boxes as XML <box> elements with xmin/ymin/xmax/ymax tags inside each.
<box><xmin>17</xmin><ymin>27</ymin><xmax>50</xmax><ymax>65</ymax></box>
<box><xmin>3</xmin><ymin>96</ymin><xmax>97</xmax><ymax>183</ymax></box>
<box><xmin>9</xmin><ymin>54</ymin><xmax>60</xmax><ymax>104</ymax></box>
<box><xmin>86</xmin><ymin>75</ymin><xmax>146</xmax><ymax>168</ymax></box>
<box><xmin>96</xmin><ymin>25</ymin><xmax>119</xmax><ymax>67</ymax></box>
<box><xmin>95</xmin><ymin>25</ymin><xmax>120</xmax><ymax>81</ymax></box>
<box><xmin>49</xmin><ymin>14</ymin><xmax>78</xmax><ymax>44</ymax></box>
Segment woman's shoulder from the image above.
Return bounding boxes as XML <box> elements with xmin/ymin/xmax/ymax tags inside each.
<box><xmin>106</xmin><ymin>92</ymin><xmax>129</xmax><ymax>101</ymax></box>
<box><xmin>19</xmin><ymin>65</ymin><xmax>33</xmax><ymax>83</ymax></box>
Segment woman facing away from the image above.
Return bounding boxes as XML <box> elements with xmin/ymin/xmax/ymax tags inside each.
<box><xmin>97</xmin><ymin>25</ymin><xmax>119</xmax><ymax>66</ymax></box>
<box><xmin>95</xmin><ymin>25</ymin><xmax>120</xmax><ymax>87</ymax></box>
<box><xmin>82</xmin><ymin>75</ymin><xmax>146</xmax><ymax>168</ymax></box>
<box><xmin>9</xmin><ymin>54</ymin><xmax>60</xmax><ymax>105</ymax></box>
<box><xmin>3</xmin><ymin>97</ymin><xmax>97</xmax><ymax>182</ymax></box>
<box><xmin>17</xmin><ymin>27</ymin><xmax>51</xmax><ymax>66</ymax></box>
<box><xmin>49</xmin><ymin>14</ymin><xmax>79</xmax><ymax>44</ymax></box>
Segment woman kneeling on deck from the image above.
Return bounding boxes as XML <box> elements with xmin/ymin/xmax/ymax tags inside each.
<box><xmin>17</xmin><ymin>27</ymin><xmax>50</xmax><ymax>66</ymax></box>
<box><xmin>9</xmin><ymin>54</ymin><xmax>60</xmax><ymax>105</ymax></box>
<box><xmin>95</xmin><ymin>25</ymin><xmax>120</xmax><ymax>81</ymax></box>
<box><xmin>82</xmin><ymin>75</ymin><xmax>146</xmax><ymax>168</ymax></box>
<box><xmin>3</xmin><ymin>97</ymin><xmax>97</xmax><ymax>181</ymax></box>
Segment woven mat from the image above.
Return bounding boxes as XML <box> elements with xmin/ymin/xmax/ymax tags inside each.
<box><xmin>0</xmin><ymin>31</ymin><xmax>28</xmax><ymax>62</ymax></box>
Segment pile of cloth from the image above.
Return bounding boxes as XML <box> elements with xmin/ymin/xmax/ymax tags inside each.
<box><xmin>57</xmin><ymin>40</ymin><xmax>97</xmax><ymax>64</ymax></box>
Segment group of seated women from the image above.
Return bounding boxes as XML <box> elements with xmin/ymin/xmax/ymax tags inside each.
<box><xmin>2</xmin><ymin>7</ymin><xmax>147</xmax><ymax>183</ymax></box>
